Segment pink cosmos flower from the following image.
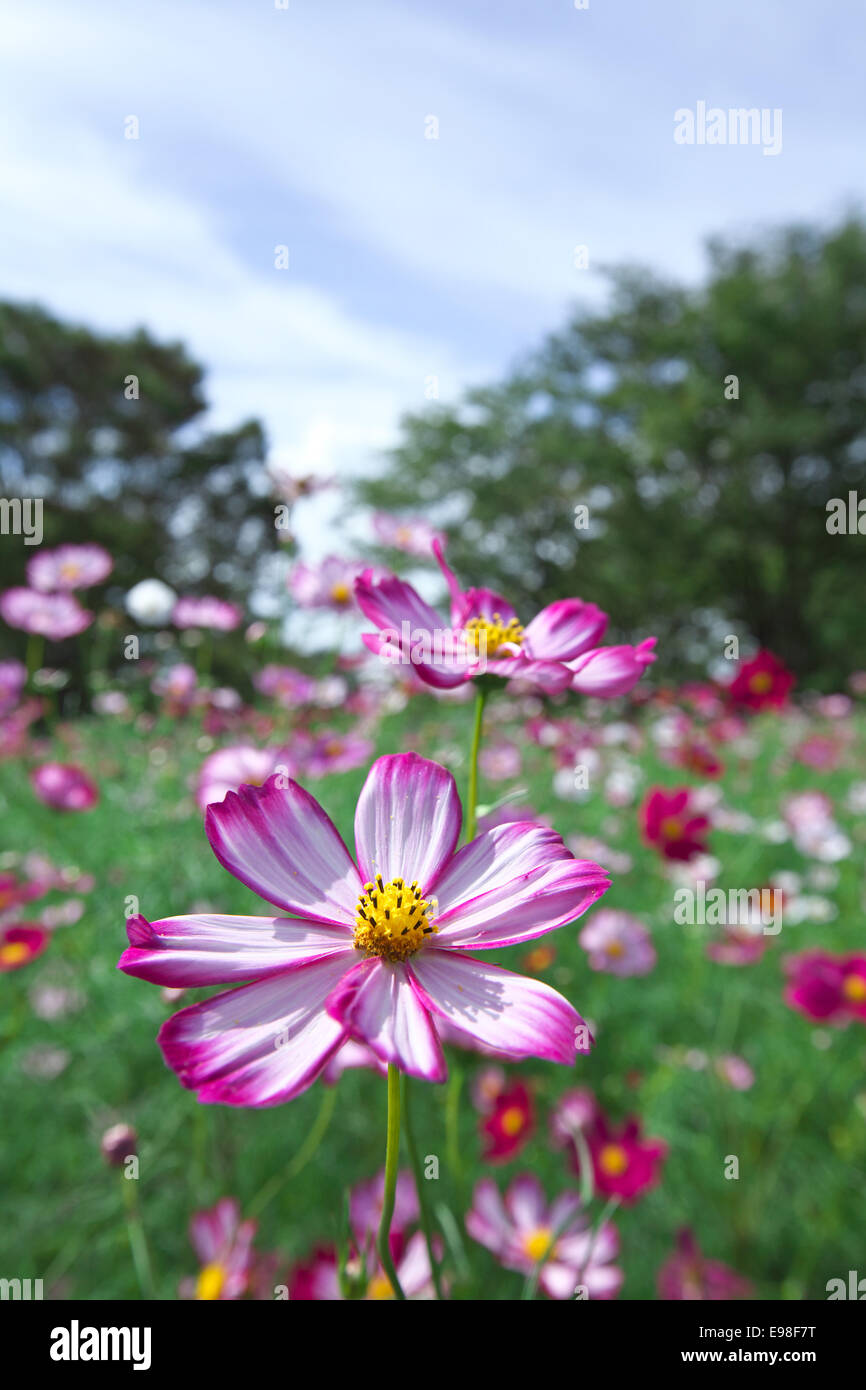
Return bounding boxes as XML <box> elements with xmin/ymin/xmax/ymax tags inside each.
<box><xmin>0</xmin><ymin>923</ymin><xmax>49</xmax><ymax>972</ymax></box>
<box><xmin>480</xmin><ymin>1080</ymin><xmax>535</xmax><ymax>1162</ymax></box>
<box><xmin>172</xmin><ymin>596</ymin><xmax>242</xmax><ymax>631</ymax></box>
<box><xmin>560</xmin><ymin>1102</ymin><xmax>668</xmax><ymax>1204</ymax></box>
<box><xmin>181</xmin><ymin>1198</ymin><xmax>257</xmax><ymax>1300</ymax></box>
<box><xmin>479</xmin><ymin>742</ymin><xmax>522</xmax><ymax>782</ymax></box>
<box><xmin>728</xmin><ymin>649</ymin><xmax>794</xmax><ymax>712</ymax></box>
<box><xmin>657</xmin><ymin>1229</ymin><xmax>751</xmax><ymax>1301</ymax></box>
<box><xmin>196</xmin><ymin>745</ymin><xmax>291</xmax><ymax>812</ymax></box>
<box><xmin>27</xmin><ymin>543</ymin><xmax>113</xmax><ymax>593</ymax></box>
<box><xmin>713</xmin><ymin>1055</ymin><xmax>755</xmax><ymax>1091</ymax></box>
<box><xmin>641</xmin><ymin>787</ymin><xmax>710</xmax><ymax>862</ymax></box>
<box><xmin>293</xmin><ymin>730</ymin><xmax>375</xmax><ymax>780</ymax></box>
<box><xmin>0</xmin><ymin>660</ymin><xmax>27</xmax><ymax>716</ymax></box>
<box><xmin>578</xmin><ymin>909</ymin><xmax>656</xmax><ymax>977</ymax></box>
<box><xmin>783</xmin><ymin>950</ymin><xmax>866</xmax><ymax>1025</ymax></box>
<box><xmin>549</xmin><ymin>1088</ymin><xmax>599</xmax><ymax>1149</ymax></box>
<box><xmin>372</xmin><ymin>512</ymin><xmax>446</xmax><ymax>557</ymax></box>
<box><xmin>350</xmin><ymin>1169</ymin><xmax>419</xmax><ymax>1246</ymax></box>
<box><xmin>119</xmin><ymin>752</ymin><xmax>609</xmax><ymax>1105</ymax></box>
<box><xmin>706</xmin><ymin>926</ymin><xmax>770</xmax><ymax>967</ymax></box>
<box><xmin>356</xmin><ymin>540</ymin><xmax>654</xmax><ymax>696</ymax></box>
<box><xmin>152</xmin><ymin>662</ymin><xmax>199</xmax><ymax>714</ymax></box>
<box><xmin>254</xmin><ymin>664</ymin><xmax>318</xmax><ymax>707</ymax></box>
<box><xmin>566</xmin><ymin>638</ymin><xmax>657</xmax><ymax>698</ymax></box>
<box><xmin>31</xmin><ymin>762</ymin><xmax>99</xmax><ymax>812</ymax></box>
<box><xmin>289</xmin><ymin>1232</ymin><xmax>435</xmax><ymax>1301</ymax></box>
<box><xmin>466</xmin><ymin>1174</ymin><xmax>622</xmax><ymax>1299</ymax></box>
<box><xmin>0</xmin><ymin>588</ymin><xmax>93</xmax><ymax>640</ymax></box>
<box><xmin>289</xmin><ymin>556</ymin><xmax>366</xmax><ymax>612</ymax></box>
<box><xmin>0</xmin><ymin>869</ymin><xmax>47</xmax><ymax>917</ymax></box>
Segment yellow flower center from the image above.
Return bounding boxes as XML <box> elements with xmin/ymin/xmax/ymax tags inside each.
<box><xmin>0</xmin><ymin>941</ymin><xmax>30</xmax><ymax>966</ymax></box>
<box><xmin>598</xmin><ymin>1143</ymin><xmax>629</xmax><ymax>1176</ymax></box>
<box><xmin>366</xmin><ymin>1273</ymin><xmax>395</xmax><ymax>1300</ymax></box>
<box><xmin>464</xmin><ymin>612</ymin><xmax>524</xmax><ymax>657</ymax></box>
<box><xmin>843</xmin><ymin>973</ymin><xmax>866</xmax><ymax>1002</ymax></box>
<box><xmin>749</xmin><ymin>671</ymin><xmax>773</xmax><ymax>694</ymax></box>
<box><xmin>353</xmin><ymin>875</ymin><xmax>437</xmax><ymax>962</ymax></box>
<box><xmin>606</xmin><ymin>941</ymin><xmax>624</xmax><ymax>958</ymax></box>
<box><xmin>523</xmin><ymin>1227</ymin><xmax>554</xmax><ymax>1262</ymax></box>
<box><xmin>499</xmin><ymin>1106</ymin><xmax>525</xmax><ymax>1137</ymax></box>
<box><xmin>60</xmin><ymin>562</ymin><xmax>81</xmax><ymax>581</ymax></box>
<box><xmin>195</xmin><ymin>1263</ymin><xmax>226</xmax><ymax>1300</ymax></box>
<box><xmin>660</xmin><ymin>816</ymin><xmax>683</xmax><ymax>840</ymax></box>
<box><xmin>331</xmin><ymin>583</ymin><xmax>351</xmax><ymax>604</ymax></box>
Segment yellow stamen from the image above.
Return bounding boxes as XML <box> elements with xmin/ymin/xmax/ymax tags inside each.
<box><xmin>523</xmin><ymin>1227</ymin><xmax>554</xmax><ymax>1262</ymax></box>
<box><xmin>843</xmin><ymin>973</ymin><xmax>866</xmax><ymax>1002</ymax></box>
<box><xmin>749</xmin><ymin>671</ymin><xmax>772</xmax><ymax>694</ymax></box>
<box><xmin>660</xmin><ymin>816</ymin><xmax>683</xmax><ymax>840</ymax></box>
<box><xmin>331</xmin><ymin>583</ymin><xmax>351</xmax><ymax>604</ymax></box>
<box><xmin>464</xmin><ymin>612</ymin><xmax>524</xmax><ymax>657</ymax></box>
<box><xmin>606</xmin><ymin>940</ymin><xmax>624</xmax><ymax>958</ymax></box>
<box><xmin>367</xmin><ymin>1272</ymin><xmax>395</xmax><ymax>1300</ymax></box>
<box><xmin>0</xmin><ymin>941</ymin><xmax>30</xmax><ymax>966</ymax></box>
<box><xmin>499</xmin><ymin>1105</ymin><xmax>525</xmax><ymax>1137</ymax></box>
<box><xmin>353</xmin><ymin>876</ymin><xmax>437</xmax><ymax>962</ymax></box>
<box><xmin>598</xmin><ymin>1143</ymin><xmax>629</xmax><ymax>1177</ymax></box>
<box><xmin>195</xmin><ymin>1263</ymin><xmax>226</xmax><ymax>1300</ymax></box>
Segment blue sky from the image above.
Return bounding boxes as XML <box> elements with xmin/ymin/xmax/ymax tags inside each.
<box><xmin>2</xmin><ymin>0</ymin><xmax>864</xmax><ymax>561</ymax></box>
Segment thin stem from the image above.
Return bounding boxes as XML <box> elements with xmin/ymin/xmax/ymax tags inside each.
<box><xmin>122</xmin><ymin>1176</ymin><xmax>155</xmax><ymax>1299</ymax></box>
<box><xmin>401</xmin><ymin>1073</ymin><xmax>443</xmax><ymax>1300</ymax></box>
<box><xmin>25</xmin><ymin>632</ymin><xmax>44</xmax><ymax>690</ymax></box>
<box><xmin>377</xmin><ymin>1064</ymin><xmax>406</xmax><ymax>1299</ymax></box>
<box><xmin>465</xmin><ymin>686</ymin><xmax>488</xmax><ymax>842</ymax></box>
<box><xmin>248</xmin><ymin>1085</ymin><xmax>338</xmax><ymax>1219</ymax></box>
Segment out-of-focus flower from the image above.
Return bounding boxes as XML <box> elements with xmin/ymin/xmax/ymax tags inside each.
<box><xmin>0</xmin><ymin>660</ymin><xmax>27</xmax><ymax>716</ymax></box>
<box><xmin>522</xmin><ymin>943</ymin><xmax>556</xmax><ymax>973</ymax></box>
<box><xmin>783</xmin><ymin>951</ymin><xmax>866</xmax><ymax>1025</ymax></box>
<box><xmin>372</xmin><ymin>512</ymin><xmax>446</xmax><ymax>557</ymax></box>
<box><xmin>470</xmin><ymin>1065</ymin><xmax>507</xmax><ymax>1113</ymax></box>
<box><xmin>549</xmin><ymin>1088</ymin><xmax>599</xmax><ymax>1149</ymax></box>
<box><xmin>289</xmin><ymin>556</ymin><xmax>366</xmax><ymax>612</ymax></box>
<box><xmin>783</xmin><ymin>792</ymin><xmax>851</xmax><ymax>862</ymax></box>
<box><xmin>706</xmin><ymin>926</ymin><xmax>770</xmax><ymax>967</ymax></box>
<box><xmin>195</xmin><ymin>745</ymin><xmax>290</xmax><ymax>811</ymax></box>
<box><xmin>641</xmin><ymin>788</ymin><xmax>709</xmax><ymax>862</ymax></box>
<box><xmin>173</xmin><ymin>596</ymin><xmax>242</xmax><ymax>631</ymax></box>
<box><xmin>101</xmin><ymin>1123</ymin><xmax>137</xmax><ymax>1167</ymax></box>
<box><xmin>658</xmin><ymin>1229</ymin><xmax>751</xmax><ymax>1300</ymax></box>
<box><xmin>0</xmin><ymin>923</ymin><xmax>48</xmax><ymax>972</ymax></box>
<box><xmin>579</xmin><ymin>909</ymin><xmax>656</xmax><ymax>977</ymax></box>
<box><xmin>562</xmin><ymin>1104</ymin><xmax>667</xmax><ymax>1204</ymax></box>
<box><xmin>181</xmin><ymin>1198</ymin><xmax>257</xmax><ymax>1300</ymax></box>
<box><xmin>713</xmin><ymin>1055</ymin><xmax>755</xmax><ymax>1090</ymax></box>
<box><xmin>254</xmin><ymin>664</ymin><xmax>317</xmax><ymax>707</ymax></box>
<box><xmin>479</xmin><ymin>743</ymin><xmax>522</xmax><ymax>782</ymax></box>
<box><xmin>125</xmin><ymin>578</ymin><xmax>177</xmax><ymax>626</ymax></box>
<box><xmin>480</xmin><ymin>1081</ymin><xmax>535</xmax><ymax>1163</ymax></box>
<box><xmin>795</xmin><ymin>735</ymin><xmax>841</xmax><ymax>771</ymax></box>
<box><xmin>566</xmin><ymin>639</ymin><xmax>657</xmax><ymax>698</ymax></box>
<box><xmin>27</xmin><ymin>543</ymin><xmax>113</xmax><ymax>593</ymax></box>
<box><xmin>31</xmin><ymin>762</ymin><xmax>99</xmax><ymax>811</ymax></box>
<box><xmin>727</xmin><ymin>649</ymin><xmax>794</xmax><ymax>712</ymax></box>
<box><xmin>119</xmin><ymin>753</ymin><xmax>608</xmax><ymax>1104</ymax></box>
<box><xmin>466</xmin><ymin>1174</ymin><xmax>622</xmax><ymax>1299</ymax></box>
<box><xmin>152</xmin><ymin>663</ymin><xmax>199</xmax><ymax>714</ymax></box>
<box><xmin>350</xmin><ymin>1169</ymin><xmax>419</xmax><ymax>1247</ymax></box>
<box><xmin>293</xmin><ymin>730</ymin><xmax>375</xmax><ymax>780</ymax></box>
<box><xmin>0</xmin><ymin>588</ymin><xmax>92</xmax><ymax>639</ymax></box>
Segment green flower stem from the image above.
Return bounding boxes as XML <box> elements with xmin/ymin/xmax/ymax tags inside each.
<box><xmin>121</xmin><ymin>1176</ymin><xmax>155</xmax><ymax>1299</ymax></box>
<box><xmin>465</xmin><ymin>685</ymin><xmax>488</xmax><ymax>842</ymax></box>
<box><xmin>248</xmin><ymin>1084</ymin><xmax>338</xmax><ymax>1219</ymax></box>
<box><xmin>377</xmin><ymin>1064</ymin><xmax>406</xmax><ymax>1299</ymax></box>
<box><xmin>25</xmin><ymin>632</ymin><xmax>44</xmax><ymax>691</ymax></box>
<box><xmin>401</xmin><ymin>1073</ymin><xmax>443</xmax><ymax>1300</ymax></box>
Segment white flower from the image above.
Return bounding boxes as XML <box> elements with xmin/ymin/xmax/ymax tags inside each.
<box><xmin>125</xmin><ymin>579</ymin><xmax>177</xmax><ymax>626</ymax></box>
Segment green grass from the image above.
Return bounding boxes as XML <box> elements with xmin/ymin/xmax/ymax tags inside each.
<box><xmin>1</xmin><ymin>697</ymin><xmax>864</xmax><ymax>1300</ymax></box>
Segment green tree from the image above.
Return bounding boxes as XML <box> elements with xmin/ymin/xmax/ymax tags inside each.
<box><xmin>357</xmin><ymin>219</ymin><xmax>866</xmax><ymax>687</ymax></box>
<box><xmin>0</xmin><ymin>300</ymin><xmax>278</xmax><ymax>689</ymax></box>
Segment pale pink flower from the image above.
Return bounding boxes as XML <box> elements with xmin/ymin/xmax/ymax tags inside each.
<box><xmin>27</xmin><ymin>544</ymin><xmax>112</xmax><ymax>592</ymax></box>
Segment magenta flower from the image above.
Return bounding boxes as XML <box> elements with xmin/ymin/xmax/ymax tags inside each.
<box><xmin>196</xmin><ymin>745</ymin><xmax>291</xmax><ymax>812</ymax></box>
<box><xmin>294</xmin><ymin>730</ymin><xmax>375</xmax><ymax>780</ymax></box>
<box><xmin>0</xmin><ymin>660</ymin><xmax>27</xmax><ymax>716</ymax></box>
<box><xmin>289</xmin><ymin>1232</ymin><xmax>435</xmax><ymax>1301</ymax></box>
<box><xmin>289</xmin><ymin>556</ymin><xmax>366</xmax><ymax>612</ymax></box>
<box><xmin>727</xmin><ymin>648</ymin><xmax>794</xmax><ymax>712</ymax></box>
<box><xmin>578</xmin><ymin>909</ymin><xmax>656</xmax><ymax>977</ymax></box>
<box><xmin>350</xmin><ymin>1168</ymin><xmax>419</xmax><ymax>1247</ymax></box>
<box><xmin>356</xmin><ymin>541</ymin><xmax>625</xmax><ymax>694</ymax></box>
<box><xmin>783</xmin><ymin>950</ymin><xmax>866</xmax><ymax>1025</ymax></box>
<box><xmin>181</xmin><ymin>1198</ymin><xmax>257</xmax><ymax>1300</ymax></box>
<box><xmin>0</xmin><ymin>588</ymin><xmax>92</xmax><ymax>640</ymax></box>
<box><xmin>172</xmin><ymin>596</ymin><xmax>242</xmax><ymax>631</ymax></box>
<box><xmin>119</xmin><ymin>752</ymin><xmax>608</xmax><ymax>1105</ymax></box>
<box><xmin>254</xmin><ymin>664</ymin><xmax>318</xmax><ymax>707</ymax></box>
<box><xmin>558</xmin><ymin>1100</ymin><xmax>668</xmax><ymax>1204</ymax></box>
<box><xmin>0</xmin><ymin>923</ymin><xmax>49</xmax><ymax>972</ymax></box>
<box><xmin>657</xmin><ymin>1229</ymin><xmax>751</xmax><ymax>1301</ymax></box>
<box><xmin>27</xmin><ymin>543</ymin><xmax>112</xmax><ymax>593</ymax></box>
<box><xmin>641</xmin><ymin>787</ymin><xmax>710</xmax><ymax>862</ymax></box>
<box><xmin>467</xmin><ymin>1175</ymin><xmax>622</xmax><ymax>1299</ymax></box>
<box><xmin>479</xmin><ymin>1080</ymin><xmax>535</xmax><ymax>1163</ymax></box>
<box><xmin>31</xmin><ymin>762</ymin><xmax>99</xmax><ymax>812</ymax></box>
